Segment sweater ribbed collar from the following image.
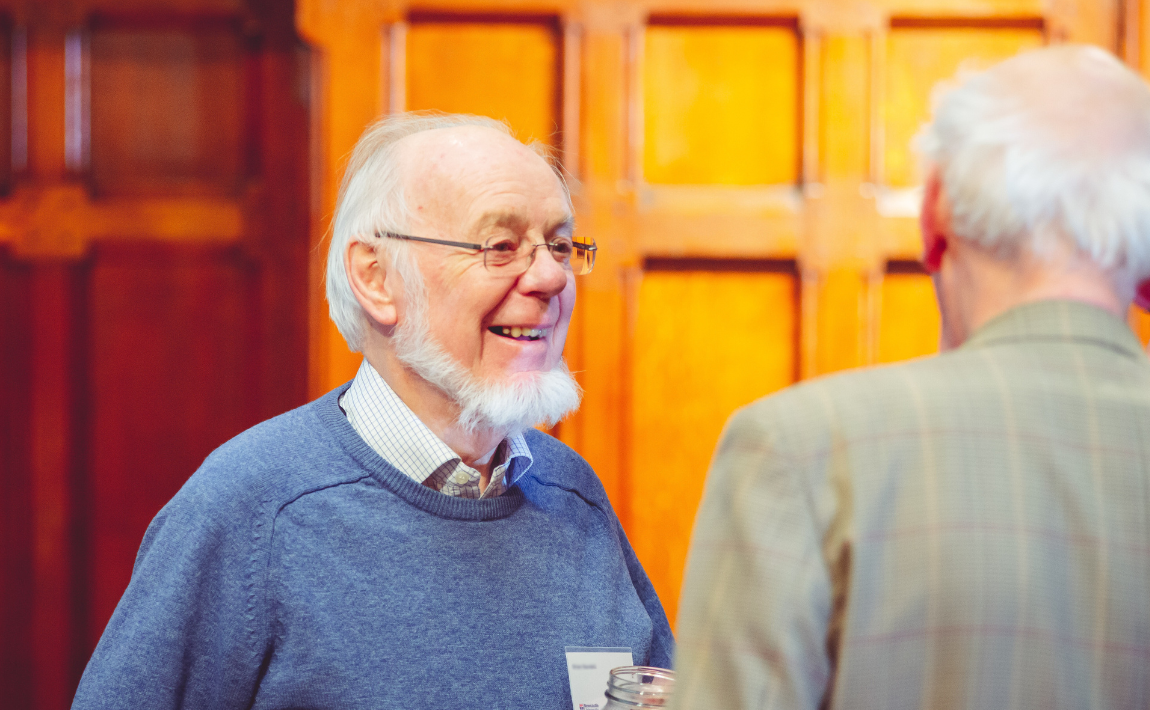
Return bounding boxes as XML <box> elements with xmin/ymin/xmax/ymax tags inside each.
<box><xmin>315</xmin><ymin>384</ymin><xmax>526</xmax><ymax>521</ymax></box>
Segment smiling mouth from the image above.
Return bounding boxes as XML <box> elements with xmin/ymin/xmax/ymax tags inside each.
<box><xmin>489</xmin><ymin>326</ymin><xmax>548</xmax><ymax>341</ymax></box>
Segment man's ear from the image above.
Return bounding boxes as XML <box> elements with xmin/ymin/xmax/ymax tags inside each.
<box><xmin>346</xmin><ymin>240</ymin><xmax>399</xmax><ymax>327</ymax></box>
<box><xmin>1136</xmin><ymin>279</ymin><xmax>1150</xmax><ymax>311</ymax></box>
<box><xmin>920</xmin><ymin>171</ymin><xmax>948</xmax><ymax>274</ymax></box>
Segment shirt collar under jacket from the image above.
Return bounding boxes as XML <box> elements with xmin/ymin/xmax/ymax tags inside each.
<box><xmin>339</xmin><ymin>359</ymin><xmax>533</xmax><ymax>499</ymax></box>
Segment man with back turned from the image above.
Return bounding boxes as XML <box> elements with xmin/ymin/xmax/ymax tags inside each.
<box><xmin>73</xmin><ymin>113</ymin><xmax>672</xmax><ymax>708</ymax></box>
<box><xmin>673</xmin><ymin>45</ymin><xmax>1150</xmax><ymax>709</ymax></box>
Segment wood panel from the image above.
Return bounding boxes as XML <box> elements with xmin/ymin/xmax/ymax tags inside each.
<box><xmin>80</xmin><ymin>4</ymin><xmax>311</xmax><ymax>654</ymax></box>
<box><xmin>557</xmin><ymin>20</ymin><xmax>630</xmax><ymax>509</ymax></box>
<box><xmin>405</xmin><ymin>15</ymin><xmax>561</xmax><ymax>146</ymax></box>
<box><xmin>0</xmin><ymin>18</ymin><xmax>12</xmax><ymax>193</ymax></box>
<box><xmin>878</xmin><ymin>267</ymin><xmax>941</xmax><ymax>363</ymax></box>
<box><xmin>0</xmin><ymin>4</ymin><xmax>311</xmax><ymax>706</ymax></box>
<box><xmin>629</xmin><ymin>264</ymin><xmax>798</xmax><ymax>626</ymax></box>
<box><xmin>0</xmin><ymin>249</ymin><xmax>33</xmax><ymax>709</ymax></box>
<box><xmin>27</xmin><ymin>23</ymin><xmax>67</xmax><ymax>181</ymax></box>
<box><xmin>883</xmin><ymin>23</ymin><xmax>1044</xmax><ymax>187</ymax></box>
<box><xmin>820</xmin><ymin>34</ymin><xmax>870</xmax><ymax>181</ymax></box>
<box><xmin>28</xmin><ymin>262</ymin><xmax>88</xmax><ymax>710</ymax></box>
<box><xmin>811</xmin><ymin>267</ymin><xmax>869</xmax><ymax>374</ymax></box>
<box><xmin>244</xmin><ymin>23</ymin><xmax>311</xmax><ymax>423</ymax></box>
<box><xmin>86</xmin><ymin>244</ymin><xmax>260</xmax><ymax>646</ymax></box>
<box><xmin>90</xmin><ymin>18</ymin><xmax>246</xmax><ymax>197</ymax></box>
<box><xmin>643</xmin><ymin>19</ymin><xmax>799</xmax><ymax>185</ymax></box>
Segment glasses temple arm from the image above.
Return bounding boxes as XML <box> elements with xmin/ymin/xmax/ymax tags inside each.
<box><xmin>378</xmin><ymin>232</ymin><xmax>485</xmax><ymax>251</ymax></box>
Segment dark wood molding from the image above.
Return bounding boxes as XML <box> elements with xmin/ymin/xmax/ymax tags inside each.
<box><xmin>0</xmin><ymin>247</ymin><xmax>34</xmax><ymax>709</ymax></box>
<box><xmin>643</xmin><ymin>256</ymin><xmax>800</xmax><ymax>274</ymax></box>
<box><xmin>407</xmin><ymin>10</ymin><xmax>561</xmax><ymax>27</ymax></box>
<box><xmin>646</xmin><ymin>14</ymin><xmax>800</xmax><ymax>29</ymax></box>
<box><xmin>885</xmin><ymin>258</ymin><xmax>929</xmax><ymax>275</ymax></box>
<box><xmin>889</xmin><ymin>16</ymin><xmax>1046</xmax><ymax>31</ymax></box>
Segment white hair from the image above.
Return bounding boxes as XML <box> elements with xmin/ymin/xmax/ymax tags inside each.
<box><xmin>326</xmin><ymin>112</ymin><xmax>513</xmax><ymax>352</ymax></box>
<box><xmin>918</xmin><ymin>45</ymin><xmax>1150</xmax><ymax>282</ymax></box>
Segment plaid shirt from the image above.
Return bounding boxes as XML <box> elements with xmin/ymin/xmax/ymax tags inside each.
<box><xmin>673</xmin><ymin>300</ymin><xmax>1150</xmax><ymax>709</ymax></box>
<box><xmin>339</xmin><ymin>360</ymin><xmax>532</xmax><ymax>499</ymax></box>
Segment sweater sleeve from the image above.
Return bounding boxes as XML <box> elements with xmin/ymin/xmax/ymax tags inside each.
<box><xmin>611</xmin><ymin>513</ymin><xmax>676</xmax><ymax>668</ymax></box>
<box><xmin>514</xmin><ymin>430</ymin><xmax>677</xmax><ymax>668</ymax></box>
<box><xmin>72</xmin><ymin>466</ymin><xmax>272</xmax><ymax>709</ymax></box>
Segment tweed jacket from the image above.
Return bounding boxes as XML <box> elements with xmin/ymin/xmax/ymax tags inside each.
<box><xmin>672</xmin><ymin>300</ymin><xmax>1150</xmax><ymax>710</ymax></box>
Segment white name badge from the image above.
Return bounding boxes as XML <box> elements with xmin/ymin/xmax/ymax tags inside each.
<box><xmin>565</xmin><ymin>646</ymin><xmax>634</xmax><ymax>710</ymax></box>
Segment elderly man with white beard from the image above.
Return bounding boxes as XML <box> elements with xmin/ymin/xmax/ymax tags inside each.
<box><xmin>73</xmin><ymin>113</ymin><xmax>674</xmax><ymax>710</ymax></box>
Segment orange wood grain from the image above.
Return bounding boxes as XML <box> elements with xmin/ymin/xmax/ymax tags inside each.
<box><xmin>643</xmin><ymin>24</ymin><xmax>798</xmax><ymax>185</ymax></box>
<box><xmin>0</xmin><ymin>185</ymin><xmax>244</xmax><ymax>257</ymax></box>
<box><xmin>27</xmin><ymin>26</ymin><xmax>67</xmax><ymax>179</ymax></box>
<box><xmin>406</xmin><ymin>20</ymin><xmax>560</xmax><ymax>146</ymax></box>
<box><xmin>878</xmin><ymin>272</ymin><xmax>942</xmax><ymax>363</ymax></box>
<box><xmin>580</xmin><ymin>28</ymin><xmax>626</xmax><ymax>182</ymax></box>
<box><xmin>559</xmin><ymin>19</ymin><xmax>634</xmax><ymax>510</ymax></box>
<box><xmin>296</xmin><ymin>5</ymin><xmax>386</xmax><ymax>397</ymax></box>
<box><xmin>629</xmin><ymin>269</ymin><xmax>797</xmax><ymax>627</ymax></box>
<box><xmin>812</xmin><ymin>267</ymin><xmax>868</xmax><ymax>374</ymax></box>
<box><xmin>820</xmin><ymin>35</ymin><xmax>871</xmax><ymax>181</ymax></box>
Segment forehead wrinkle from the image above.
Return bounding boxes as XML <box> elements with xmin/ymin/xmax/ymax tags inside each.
<box><xmin>473</xmin><ymin>209</ymin><xmax>530</xmax><ymax>231</ymax></box>
<box><xmin>396</xmin><ymin>127</ymin><xmax>570</xmax><ymax>236</ymax></box>
<box><xmin>470</xmin><ymin>208</ymin><xmax>573</xmax><ymax>234</ymax></box>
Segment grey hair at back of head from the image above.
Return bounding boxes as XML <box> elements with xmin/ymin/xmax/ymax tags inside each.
<box><xmin>918</xmin><ymin>45</ymin><xmax>1150</xmax><ymax>283</ymax></box>
<box><xmin>326</xmin><ymin>112</ymin><xmax>512</xmax><ymax>352</ymax></box>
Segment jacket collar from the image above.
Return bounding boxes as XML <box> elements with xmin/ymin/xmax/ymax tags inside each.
<box><xmin>962</xmin><ymin>299</ymin><xmax>1146</xmax><ymax>361</ymax></box>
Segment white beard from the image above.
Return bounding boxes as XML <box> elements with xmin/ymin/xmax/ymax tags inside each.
<box><xmin>390</xmin><ymin>260</ymin><xmax>582</xmax><ymax>436</ymax></box>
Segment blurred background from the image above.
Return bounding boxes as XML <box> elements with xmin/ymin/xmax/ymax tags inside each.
<box><xmin>2</xmin><ymin>0</ymin><xmax>1150</xmax><ymax>706</ymax></box>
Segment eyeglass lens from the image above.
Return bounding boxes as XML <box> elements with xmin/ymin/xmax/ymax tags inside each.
<box><xmin>482</xmin><ymin>236</ymin><xmax>596</xmax><ymax>276</ymax></box>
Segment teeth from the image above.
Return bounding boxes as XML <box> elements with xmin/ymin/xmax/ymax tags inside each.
<box><xmin>493</xmin><ymin>326</ymin><xmax>548</xmax><ymax>339</ymax></box>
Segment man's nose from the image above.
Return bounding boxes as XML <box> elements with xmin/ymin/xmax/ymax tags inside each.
<box><xmin>519</xmin><ymin>244</ymin><xmax>570</xmax><ymax>298</ymax></box>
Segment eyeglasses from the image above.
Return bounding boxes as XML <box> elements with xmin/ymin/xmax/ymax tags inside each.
<box><xmin>377</xmin><ymin>231</ymin><xmax>598</xmax><ymax>276</ymax></box>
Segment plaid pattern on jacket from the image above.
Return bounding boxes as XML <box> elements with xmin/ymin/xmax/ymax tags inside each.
<box><xmin>672</xmin><ymin>300</ymin><xmax>1150</xmax><ymax>710</ymax></box>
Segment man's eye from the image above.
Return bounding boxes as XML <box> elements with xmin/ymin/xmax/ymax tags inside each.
<box><xmin>487</xmin><ymin>238</ymin><xmax>519</xmax><ymax>253</ymax></box>
<box><xmin>549</xmin><ymin>239</ymin><xmax>574</xmax><ymax>256</ymax></box>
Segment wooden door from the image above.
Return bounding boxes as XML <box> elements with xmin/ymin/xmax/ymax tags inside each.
<box><xmin>0</xmin><ymin>1</ymin><xmax>310</xmax><ymax>707</ymax></box>
<box><xmin>299</xmin><ymin>0</ymin><xmax>1150</xmax><ymax>631</ymax></box>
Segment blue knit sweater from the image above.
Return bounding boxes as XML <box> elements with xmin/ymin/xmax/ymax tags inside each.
<box><xmin>73</xmin><ymin>386</ymin><xmax>674</xmax><ymax>709</ymax></box>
